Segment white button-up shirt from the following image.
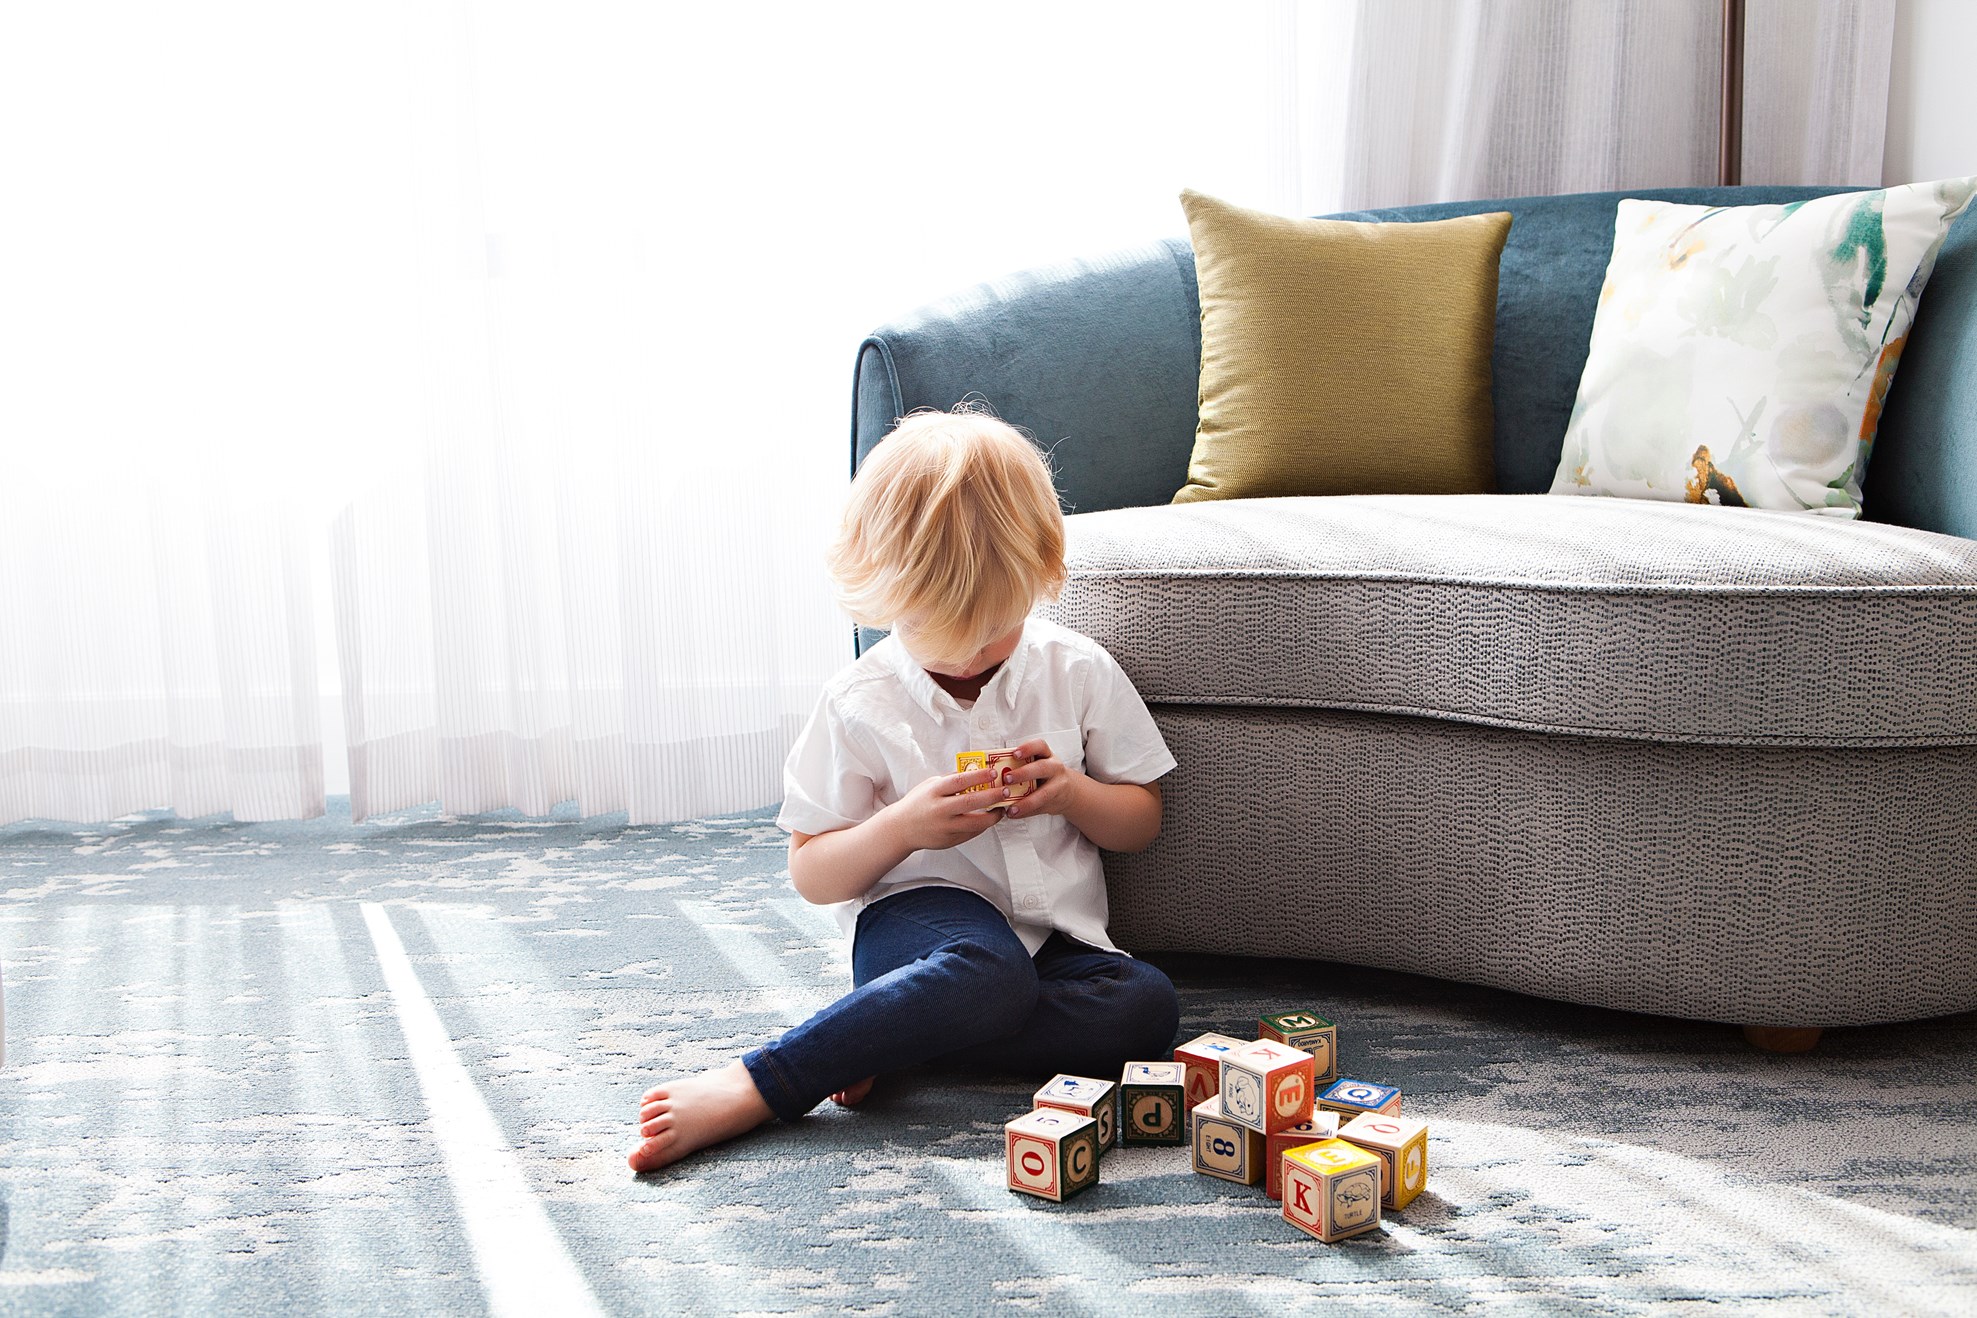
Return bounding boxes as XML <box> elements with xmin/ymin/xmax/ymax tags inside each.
<box><xmin>777</xmin><ymin>616</ymin><xmax>1177</xmax><ymax>954</ymax></box>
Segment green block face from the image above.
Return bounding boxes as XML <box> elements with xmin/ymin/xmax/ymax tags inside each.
<box><xmin>1119</xmin><ymin>1083</ymin><xmax>1185</xmax><ymax>1144</ymax></box>
<box><xmin>1059</xmin><ymin>1127</ymin><xmax>1100</xmax><ymax>1198</ymax></box>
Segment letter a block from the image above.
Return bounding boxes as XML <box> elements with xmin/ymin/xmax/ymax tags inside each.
<box><xmin>1281</xmin><ymin>1139</ymin><xmax>1383</xmax><ymax>1243</ymax></box>
<box><xmin>1259</xmin><ymin>1010</ymin><xmax>1339</xmax><ymax>1085</ymax></box>
<box><xmin>1118</xmin><ymin>1061</ymin><xmax>1187</xmax><ymax>1145</ymax></box>
<box><xmin>1264</xmin><ymin>1112</ymin><xmax>1341</xmax><ymax>1200</ymax></box>
<box><xmin>1318</xmin><ymin>1077</ymin><xmax>1402</xmax><ymax>1120</ymax></box>
<box><xmin>1005</xmin><ymin>1108</ymin><xmax>1100</xmax><ymax>1203</ymax></box>
<box><xmin>1219</xmin><ymin>1039</ymin><xmax>1316</xmax><ymax>1135</ymax></box>
<box><xmin>1339</xmin><ymin>1112</ymin><xmax>1430</xmax><ymax>1210</ymax></box>
<box><xmin>1173</xmin><ymin>1033</ymin><xmax>1244</xmax><ymax>1108</ymax></box>
<box><xmin>1190</xmin><ymin>1095</ymin><xmax>1266</xmax><ymax>1186</ymax></box>
<box><xmin>1033</xmin><ymin>1074</ymin><xmax>1117</xmax><ymax>1154</ymax></box>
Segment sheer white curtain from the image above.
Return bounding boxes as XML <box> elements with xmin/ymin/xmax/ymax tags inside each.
<box><xmin>328</xmin><ymin>1</ymin><xmax>1298</xmax><ymax>824</ymax></box>
<box><xmin>1271</xmin><ymin>0</ymin><xmax>1897</xmax><ymax>216</ymax></box>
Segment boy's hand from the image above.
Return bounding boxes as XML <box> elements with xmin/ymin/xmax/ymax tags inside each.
<box><xmin>884</xmin><ymin>766</ymin><xmax>1006</xmax><ymax>852</ymax></box>
<box><xmin>1000</xmin><ymin>738</ymin><xmax>1081</xmax><ymax>820</ymax></box>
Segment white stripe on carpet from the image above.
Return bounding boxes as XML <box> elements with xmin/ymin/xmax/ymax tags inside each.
<box><xmin>360</xmin><ymin>901</ymin><xmax>605</xmax><ymax>1318</ymax></box>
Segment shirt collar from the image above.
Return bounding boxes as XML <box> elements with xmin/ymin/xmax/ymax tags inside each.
<box><xmin>884</xmin><ymin>618</ymin><xmax>1034</xmax><ymax>721</ymax></box>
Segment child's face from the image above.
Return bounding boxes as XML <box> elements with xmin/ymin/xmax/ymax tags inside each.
<box><xmin>897</xmin><ymin>619</ymin><xmax>1025</xmax><ymax>680</ymax></box>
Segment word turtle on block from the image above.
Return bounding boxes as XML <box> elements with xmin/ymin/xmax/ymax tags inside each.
<box><xmin>1005</xmin><ymin>1108</ymin><xmax>1100</xmax><ymax>1203</ymax></box>
<box><xmin>1259</xmin><ymin>1010</ymin><xmax>1338</xmax><ymax>1085</ymax></box>
<box><xmin>1318</xmin><ymin>1077</ymin><xmax>1402</xmax><ymax>1120</ymax></box>
<box><xmin>1118</xmin><ymin>1061</ymin><xmax>1187</xmax><ymax>1145</ymax></box>
<box><xmin>1281</xmin><ymin>1139</ymin><xmax>1384</xmax><ymax>1243</ymax></box>
<box><xmin>1173</xmin><ymin>1033</ymin><xmax>1245</xmax><ymax>1108</ymax></box>
<box><xmin>1034</xmin><ymin>1073</ymin><xmax>1117</xmax><ymax>1153</ymax></box>
<box><xmin>1265</xmin><ymin>1112</ymin><xmax>1341</xmax><ymax>1200</ymax></box>
<box><xmin>1190</xmin><ymin>1095</ymin><xmax>1266</xmax><ymax>1186</ymax></box>
<box><xmin>1339</xmin><ymin>1112</ymin><xmax>1430</xmax><ymax>1210</ymax></box>
<box><xmin>1220</xmin><ymin>1039</ymin><xmax>1316</xmax><ymax>1135</ymax></box>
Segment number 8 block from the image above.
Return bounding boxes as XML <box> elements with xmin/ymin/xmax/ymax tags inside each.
<box><xmin>1189</xmin><ymin>1095</ymin><xmax>1266</xmax><ymax>1185</ymax></box>
<box><xmin>1219</xmin><ymin>1039</ymin><xmax>1316</xmax><ymax>1135</ymax></box>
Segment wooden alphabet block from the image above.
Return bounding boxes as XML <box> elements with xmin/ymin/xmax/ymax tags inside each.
<box><xmin>1264</xmin><ymin>1112</ymin><xmax>1341</xmax><ymax>1200</ymax></box>
<box><xmin>1005</xmin><ymin>1108</ymin><xmax>1100</xmax><ymax>1202</ymax></box>
<box><xmin>1117</xmin><ymin>1061</ymin><xmax>1187</xmax><ymax>1145</ymax></box>
<box><xmin>1219</xmin><ymin>1039</ymin><xmax>1316</xmax><ymax>1135</ymax></box>
<box><xmin>1033</xmin><ymin>1074</ymin><xmax>1117</xmax><ymax>1153</ymax></box>
<box><xmin>1281</xmin><ymin>1139</ymin><xmax>1384</xmax><ymax>1243</ymax></box>
<box><xmin>1173</xmin><ymin>1032</ymin><xmax>1245</xmax><ymax>1108</ymax></box>
<box><xmin>1338</xmin><ymin>1112</ymin><xmax>1430</xmax><ymax>1210</ymax></box>
<box><xmin>956</xmin><ymin>748</ymin><xmax>1031</xmax><ymax>808</ymax></box>
<box><xmin>1189</xmin><ymin>1095</ymin><xmax>1266</xmax><ymax>1186</ymax></box>
<box><xmin>1317</xmin><ymin>1077</ymin><xmax>1402</xmax><ymax>1120</ymax></box>
<box><xmin>1259</xmin><ymin>1010</ymin><xmax>1339</xmax><ymax>1085</ymax></box>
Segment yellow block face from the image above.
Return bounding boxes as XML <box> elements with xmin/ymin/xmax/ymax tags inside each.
<box><xmin>1280</xmin><ymin>1143</ymin><xmax>1383</xmax><ymax>1243</ymax></box>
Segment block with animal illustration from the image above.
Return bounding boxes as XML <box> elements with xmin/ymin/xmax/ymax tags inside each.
<box><xmin>1189</xmin><ymin>1095</ymin><xmax>1266</xmax><ymax>1186</ymax></box>
<box><xmin>1259</xmin><ymin>1010</ymin><xmax>1338</xmax><ymax>1085</ymax></box>
<box><xmin>1317</xmin><ymin>1077</ymin><xmax>1402</xmax><ymax>1120</ymax></box>
<box><xmin>1264</xmin><ymin>1111</ymin><xmax>1341</xmax><ymax>1200</ymax></box>
<box><xmin>1281</xmin><ymin>1139</ymin><xmax>1384</xmax><ymax>1243</ymax></box>
<box><xmin>1118</xmin><ymin>1061</ymin><xmax>1187</xmax><ymax>1145</ymax></box>
<box><xmin>1338</xmin><ymin>1112</ymin><xmax>1430</xmax><ymax>1210</ymax></box>
<box><xmin>1219</xmin><ymin>1039</ymin><xmax>1316</xmax><ymax>1135</ymax></box>
<box><xmin>1005</xmin><ymin>1108</ymin><xmax>1100</xmax><ymax>1202</ymax></box>
<box><xmin>1173</xmin><ymin>1032</ymin><xmax>1245</xmax><ymax>1108</ymax></box>
<box><xmin>1033</xmin><ymin>1073</ymin><xmax>1117</xmax><ymax>1153</ymax></box>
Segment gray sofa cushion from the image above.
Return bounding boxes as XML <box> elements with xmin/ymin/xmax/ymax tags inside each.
<box><xmin>1045</xmin><ymin>493</ymin><xmax>1977</xmax><ymax>747</ymax></box>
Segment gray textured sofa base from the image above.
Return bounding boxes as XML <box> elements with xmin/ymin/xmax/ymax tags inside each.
<box><xmin>850</xmin><ymin>184</ymin><xmax>1977</xmax><ymax>1040</ymax></box>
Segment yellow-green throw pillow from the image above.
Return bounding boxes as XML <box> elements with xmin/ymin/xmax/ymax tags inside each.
<box><xmin>1173</xmin><ymin>189</ymin><xmax>1511</xmax><ymax>504</ymax></box>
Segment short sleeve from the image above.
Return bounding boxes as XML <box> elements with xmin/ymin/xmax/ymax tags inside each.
<box><xmin>776</xmin><ymin>690</ymin><xmax>883</xmax><ymax>836</ymax></box>
<box><xmin>1079</xmin><ymin>642</ymin><xmax>1178</xmax><ymax>786</ymax></box>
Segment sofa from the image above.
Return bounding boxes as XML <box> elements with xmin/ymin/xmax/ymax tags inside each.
<box><xmin>848</xmin><ymin>185</ymin><xmax>1977</xmax><ymax>1048</ymax></box>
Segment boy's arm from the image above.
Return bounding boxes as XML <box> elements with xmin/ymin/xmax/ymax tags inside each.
<box><xmin>787</xmin><ymin>765</ymin><xmax>1004</xmax><ymax>905</ymax></box>
<box><xmin>1003</xmin><ymin>737</ymin><xmax>1164</xmax><ymax>853</ymax></box>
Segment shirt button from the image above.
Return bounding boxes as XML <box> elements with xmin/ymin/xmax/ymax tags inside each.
<box><xmin>1021</xmin><ymin>895</ymin><xmax>1043</xmax><ymax>911</ymax></box>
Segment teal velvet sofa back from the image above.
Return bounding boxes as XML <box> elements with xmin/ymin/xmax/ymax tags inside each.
<box><xmin>851</xmin><ymin>184</ymin><xmax>1977</xmax><ymax>537</ymax></box>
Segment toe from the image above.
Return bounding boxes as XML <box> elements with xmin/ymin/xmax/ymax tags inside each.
<box><xmin>639</xmin><ymin>1099</ymin><xmax>670</xmax><ymax>1121</ymax></box>
<box><xmin>640</xmin><ymin>1113</ymin><xmax>675</xmax><ymax>1137</ymax></box>
<box><xmin>627</xmin><ymin>1131</ymin><xmax>675</xmax><ymax>1173</ymax></box>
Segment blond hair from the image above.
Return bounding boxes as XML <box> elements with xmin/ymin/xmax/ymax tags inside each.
<box><xmin>828</xmin><ymin>402</ymin><xmax>1067</xmax><ymax>667</ymax></box>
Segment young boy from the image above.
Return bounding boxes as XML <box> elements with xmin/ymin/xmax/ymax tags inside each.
<box><xmin>629</xmin><ymin>403</ymin><xmax>1179</xmax><ymax>1173</ymax></box>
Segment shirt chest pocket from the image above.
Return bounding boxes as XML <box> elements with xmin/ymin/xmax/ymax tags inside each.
<box><xmin>1036</xmin><ymin>727</ymin><xmax>1084</xmax><ymax>774</ymax></box>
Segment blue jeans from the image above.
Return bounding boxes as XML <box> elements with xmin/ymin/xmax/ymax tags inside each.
<box><xmin>741</xmin><ymin>886</ymin><xmax>1181</xmax><ymax>1122</ymax></box>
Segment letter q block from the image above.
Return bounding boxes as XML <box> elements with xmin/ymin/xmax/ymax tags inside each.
<box><xmin>1118</xmin><ymin>1061</ymin><xmax>1187</xmax><ymax>1145</ymax></box>
<box><xmin>1005</xmin><ymin>1108</ymin><xmax>1100</xmax><ymax>1203</ymax></box>
<box><xmin>1219</xmin><ymin>1039</ymin><xmax>1316</xmax><ymax>1135</ymax></box>
<box><xmin>1318</xmin><ymin>1077</ymin><xmax>1402</xmax><ymax>1120</ymax></box>
<box><xmin>1281</xmin><ymin>1139</ymin><xmax>1384</xmax><ymax>1243</ymax></box>
<box><xmin>1173</xmin><ymin>1032</ymin><xmax>1244</xmax><ymax>1108</ymax></box>
<box><xmin>1339</xmin><ymin>1112</ymin><xmax>1429</xmax><ymax>1210</ymax></box>
<box><xmin>1033</xmin><ymin>1074</ymin><xmax>1117</xmax><ymax>1154</ymax></box>
<box><xmin>1189</xmin><ymin>1095</ymin><xmax>1265</xmax><ymax>1186</ymax></box>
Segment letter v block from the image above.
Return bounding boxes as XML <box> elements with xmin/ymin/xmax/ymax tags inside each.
<box><xmin>1173</xmin><ymin>1032</ymin><xmax>1244</xmax><ymax>1109</ymax></box>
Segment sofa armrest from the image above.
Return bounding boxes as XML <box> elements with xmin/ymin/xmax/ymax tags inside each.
<box><xmin>850</xmin><ymin>239</ymin><xmax>1204</xmax><ymax>515</ymax></box>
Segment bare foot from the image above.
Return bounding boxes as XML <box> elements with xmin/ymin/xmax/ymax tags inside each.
<box><xmin>830</xmin><ymin>1076</ymin><xmax>875</xmax><ymax>1107</ymax></box>
<box><xmin>629</xmin><ymin>1059</ymin><xmax>775</xmax><ymax>1173</ymax></box>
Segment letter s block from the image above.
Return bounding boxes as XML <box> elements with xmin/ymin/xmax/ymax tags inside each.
<box><xmin>1033</xmin><ymin>1073</ymin><xmax>1118</xmax><ymax>1154</ymax></box>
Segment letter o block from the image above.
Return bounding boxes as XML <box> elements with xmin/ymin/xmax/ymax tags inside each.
<box><xmin>1118</xmin><ymin>1061</ymin><xmax>1187</xmax><ymax>1145</ymax></box>
<box><xmin>1005</xmin><ymin>1108</ymin><xmax>1100</xmax><ymax>1203</ymax></box>
<box><xmin>1189</xmin><ymin>1095</ymin><xmax>1265</xmax><ymax>1186</ymax></box>
<box><xmin>1033</xmin><ymin>1074</ymin><xmax>1118</xmax><ymax>1154</ymax></box>
<box><xmin>1339</xmin><ymin>1112</ymin><xmax>1430</xmax><ymax>1210</ymax></box>
<box><xmin>1281</xmin><ymin>1138</ymin><xmax>1384</xmax><ymax>1243</ymax></box>
<box><xmin>1220</xmin><ymin>1039</ymin><xmax>1316</xmax><ymax>1135</ymax></box>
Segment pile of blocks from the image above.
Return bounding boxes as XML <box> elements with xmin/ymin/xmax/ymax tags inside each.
<box><xmin>1002</xmin><ymin>1009</ymin><xmax>1429</xmax><ymax>1242</ymax></box>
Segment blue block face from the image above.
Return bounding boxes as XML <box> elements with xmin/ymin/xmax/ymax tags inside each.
<box><xmin>1321</xmin><ymin>1078</ymin><xmax>1400</xmax><ymax>1110</ymax></box>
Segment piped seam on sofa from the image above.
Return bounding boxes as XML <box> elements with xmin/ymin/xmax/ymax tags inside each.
<box><xmin>1065</xmin><ymin>567</ymin><xmax>1977</xmax><ymax>598</ymax></box>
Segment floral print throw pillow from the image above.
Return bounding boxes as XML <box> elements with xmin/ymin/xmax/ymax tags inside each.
<box><xmin>1551</xmin><ymin>179</ymin><xmax>1977</xmax><ymax>517</ymax></box>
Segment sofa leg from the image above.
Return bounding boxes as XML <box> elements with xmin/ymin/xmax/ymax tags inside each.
<box><xmin>1743</xmin><ymin>1025</ymin><xmax>1823</xmax><ymax>1053</ymax></box>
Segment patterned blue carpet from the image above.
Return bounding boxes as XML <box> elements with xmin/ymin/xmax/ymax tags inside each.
<box><xmin>1</xmin><ymin>798</ymin><xmax>1973</xmax><ymax>1315</ymax></box>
